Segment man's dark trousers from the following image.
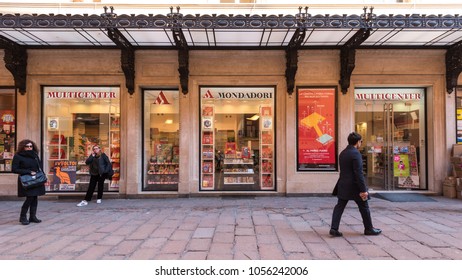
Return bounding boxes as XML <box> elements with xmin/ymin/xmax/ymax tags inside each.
<box><xmin>331</xmin><ymin>198</ymin><xmax>373</xmax><ymax>231</ymax></box>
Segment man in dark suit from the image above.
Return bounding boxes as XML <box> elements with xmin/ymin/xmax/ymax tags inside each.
<box><xmin>330</xmin><ymin>132</ymin><xmax>382</xmax><ymax>237</ymax></box>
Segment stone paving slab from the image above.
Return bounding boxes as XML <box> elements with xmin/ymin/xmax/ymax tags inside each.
<box><xmin>1</xmin><ymin>196</ymin><xmax>462</xmax><ymax>260</ymax></box>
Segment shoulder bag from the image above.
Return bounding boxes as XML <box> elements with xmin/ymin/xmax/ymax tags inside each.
<box><xmin>103</xmin><ymin>153</ymin><xmax>114</xmax><ymax>180</ymax></box>
<box><xmin>19</xmin><ymin>157</ymin><xmax>47</xmax><ymax>189</ymax></box>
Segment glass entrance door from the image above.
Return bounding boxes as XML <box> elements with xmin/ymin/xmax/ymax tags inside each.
<box><xmin>354</xmin><ymin>88</ymin><xmax>426</xmax><ymax>191</ymax></box>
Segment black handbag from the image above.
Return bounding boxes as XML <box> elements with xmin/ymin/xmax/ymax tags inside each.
<box><xmin>19</xmin><ymin>157</ymin><xmax>47</xmax><ymax>189</ymax></box>
<box><xmin>20</xmin><ymin>171</ymin><xmax>47</xmax><ymax>189</ymax></box>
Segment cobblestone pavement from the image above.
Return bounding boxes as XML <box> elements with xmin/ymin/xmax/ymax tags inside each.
<box><xmin>1</xmin><ymin>195</ymin><xmax>462</xmax><ymax>260</ymax></box>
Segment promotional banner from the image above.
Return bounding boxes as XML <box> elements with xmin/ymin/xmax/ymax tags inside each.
<box><xmin>52</xmin><ymin>160</ymin><xmax>77</xmax><ymax>191</ymax></box>
<box><xmin>297</xmin><ymin>87</ymin><xmax>337</xmax><ymax>171</ymax></box>
<box><xmin>393</xmin><ymin>154</ymin><xmax>410</xmax><ymax>177</ymax></box>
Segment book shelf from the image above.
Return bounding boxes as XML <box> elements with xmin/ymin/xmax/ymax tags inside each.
<box><xmin>109</xmin><ymin>115</ymin><xmax>120</xmax><ymax>189</ymax></box>
<box><xmin>223</xmin><ymin>158</ymin><xmax>255</xmax><ymax>185</ymax></box>
<box><xmin>0</xmin><ymin>126</ymin><xmax>14</xmax><ymax>172</ymax></box>
<box><xmin>201</xmin><ymin>105</ymin><xmax>215</xmax><ymax>189</ymax></box>
<box><xmin>259</xmin><ymin>106</ymin><xmax>274</xmax><ymax>189</ymax></box>
<box><xmin>146</xmin><ymin>142</ymin><xmax>179</xmax><ymax>190</ymax></box>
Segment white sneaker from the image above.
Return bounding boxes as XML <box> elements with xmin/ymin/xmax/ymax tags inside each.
<box><xmin>77</xmin><ymin>200</ymin><xmax>88</xmax><ymax>207</ymax></box>
<box><xmin>96</xmin><ymin>199</ymin><xmax>102</xmax><ymax>204</ymax></box>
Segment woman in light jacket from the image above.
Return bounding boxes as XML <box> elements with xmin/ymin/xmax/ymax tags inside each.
<box><xmin>12</xmin><ymin>139</ymin><xmax>46</xmax><ymax>225</ymax></box>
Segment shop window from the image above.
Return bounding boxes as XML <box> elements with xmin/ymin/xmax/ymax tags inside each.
<box><xmin>0</xmin><ymin>89</ymin><xmax>15</xmax><ymax>173</ymax></box>
<box><xmin>456</xmin><ymin>87</ymin><xmax>462</xmax><ymax>144</ymax></box>
<box><xmin>200</xmin><ymin>86</ymin><xmax>275</xmax><ymax>191</ymax></box>
<box><xmin>143</xmin><ymin>89</ymin><xmax>180</xmax><ymax>191</ymax></box>
<box><xmin>43</xmin><ymin>87</ymin><xmax>120</xmax><ymax>192</ymax></box>
<box><xmin>354</xmin><ymin>87</ymin><xmax>426</xmax><ymax>190</ymax></box>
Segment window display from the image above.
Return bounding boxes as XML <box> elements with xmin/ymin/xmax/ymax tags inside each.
<box><xmin>354</xmin><ymin>87</ymin><xmax>425</xmax><ymax>190</ymax></box>
<box><xmin>143</xmin><ymin>89</ymin><xmax>179</xmax><ymax>191</ymax></box>
<box><xmin>456</xmin><ymin>87</ymin><xmax>462</xmax><ymax>144</ymax></box>
<box><xmin>200</xmin><ymin>86</ymin><xmax>275</xmax><ymax>191</ymax></box>
<box><xmin>43</xmin><ymin>87</ymin><xmax>120</xmax><ymax>192</ymax></box>
<box><xmin>0</xmin><ymin>89</ymin><xmax>15</xmax><ymax>173</ymax></box>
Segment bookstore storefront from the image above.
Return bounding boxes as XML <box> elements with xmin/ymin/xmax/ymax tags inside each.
<box><xmin>199</xmin><ymin>86</ymin><xmax>275</xmax><ymax>191</ymax></box>
<box><xmin>43</xmin><ymin>86</ymin><xmax>121</xmax><ymax>192</ymax></box>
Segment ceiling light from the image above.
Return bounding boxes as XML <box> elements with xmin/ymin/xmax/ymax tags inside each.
<box><xmin>165</xmin><ymin>119</ymin><xmax>173</xmax><ymax>124</ymax></box>
<box><xmin>246</xmin><ymin>114</ymin><xmax>259</xmax><ymax>121</ymax></box>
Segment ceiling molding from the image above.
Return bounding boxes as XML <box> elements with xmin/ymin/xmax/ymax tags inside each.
<box><xmin>1</xmin><ymin>13</ymin><xmax>460</xmax><ymax>30</ymax></box>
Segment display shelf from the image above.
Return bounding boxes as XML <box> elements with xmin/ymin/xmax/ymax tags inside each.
<box><xmin>109</xmin><ymin>114</ymin><xmax>121</xmax><ymax>189</ymax></box>
<box><xmin>46</xmin><ymin>133</ymin><xmax>69</xmax><ymax>161</ymax></box>
<box><xmin>223</xmin><ymin>176</ymin><xmax>255</xmax><ymax>184</ymax></box>
<box><xmin>222</xmin><ymin>149</ymin><xmax>255</xmax><ymax>186</ymax></box>
<box><xmin>223</xmin><ymin>170</ymin><xmax>254</xmax><ymax>175</ymax></box>
<box><xmin>148</xmin><ymin>162</ymin><xmax>179</xmax><ymax>175</ymax></box>
<box><xmin>223</xmin><ymin>158</ymin><xmax>253</xmax><ymax>165</ymax></box>
<box><xmin>0</xmin><ymin>121</ymin><xmax>15</xmax><ymax>172</ymax></box>
<box><xmin>259</xmin><ymin>105</ymin><xmax>274</xmax><ymax>189</ymax></box>
<box><xmin>145</xmin><ymin>138</ymin><xmax>179</xmax><ymax>188</ymax></box>
<box><xmin>201</xmin><ymin>105</ymin><xmax>215</xmax><ymax>189</ymax></box>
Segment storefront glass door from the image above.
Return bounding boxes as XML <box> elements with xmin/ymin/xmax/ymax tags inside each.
<box><xmin>354</xmin><ymin>88</ymin><xmax>426</xmax><ymax>191</ymax></box>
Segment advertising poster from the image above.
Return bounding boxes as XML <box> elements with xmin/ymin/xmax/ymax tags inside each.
<box><xmin>0</xmin><ymin>110</ymin><xmax>15</xmax><ymax>132</ymax></box>
<box><xmin>52</xmin><ymin>160</ymin><xmax>77</xmax><ymax>191</ymax></box>
<box><xmin>297</xmin><ymin>87</ymin><xmax>337</xmax><ymax>171</ymax></box>
<box><xmin>393</xmin><ymin>154</ymin><xmax>410</xmax><ymax>177</ymax></box>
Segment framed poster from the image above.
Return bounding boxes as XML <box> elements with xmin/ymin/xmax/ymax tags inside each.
<box><xmin>296</xmin><ymin>87</ymin><xmax>337</xmax><ymax>171</ymax></box>
<box><xmin>47</xmin><ymin>117</ymin><xmax>59</xmax><ymax>131</ymax></box>
<box><xmin>52</xmin><ymin>160</ymin><xmax>77</xmax><ymax>191</ymax></box>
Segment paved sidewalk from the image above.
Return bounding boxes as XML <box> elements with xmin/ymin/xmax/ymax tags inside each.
<box><xmin>1</xmin><ymin>196</ymin><xmax>462</xmax><ymax>260</ymax></box>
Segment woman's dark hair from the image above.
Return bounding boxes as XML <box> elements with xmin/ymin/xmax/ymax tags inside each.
<box><xmin>17</xmin><ymin>139</ymin><xmax>39</xmax><ymax>153</ymax></box>
<box><xmin>347</xmin><ymin>132</ymin><xmax>362</xmax><ymax>145</ymax></box>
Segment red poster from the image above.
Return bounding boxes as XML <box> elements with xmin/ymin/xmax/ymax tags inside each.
<box><xmin>297</xmin><ymin>87</ymin><xmax>337</xmax><ymax>171</ymax></box>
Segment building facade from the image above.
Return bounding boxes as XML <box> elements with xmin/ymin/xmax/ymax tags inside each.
<box><xmin>1</xmin><ymin>2</ymin><xmax>461</xmax><ymax>197</ymax></box>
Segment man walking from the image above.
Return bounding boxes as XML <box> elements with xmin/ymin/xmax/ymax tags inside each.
<box><xmin>330</xmin><ymin>132</ymin><xmax>382</xmax><ymax>237</ymax></box>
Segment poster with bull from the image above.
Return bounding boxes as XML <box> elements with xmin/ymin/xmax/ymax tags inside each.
<box><xmin>52</xmin><ymin>160</ymin><xmax>77</xmax><ymax>191</ymax></box>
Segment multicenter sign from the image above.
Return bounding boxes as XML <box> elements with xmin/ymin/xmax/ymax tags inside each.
<box><xmin>44</xmin><ymin>87</ymin><xmax>119</xmax><ymax>99</ymax></box>
<box><xmin>354</xmin><ymin>88</ymin><xmax>424</xmax><ymax>101</ymax></box>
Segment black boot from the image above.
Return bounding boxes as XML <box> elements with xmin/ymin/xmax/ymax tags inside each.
<box><xmin>19</xmin><ymin>215</ymin><xmax>30</xmax><ymax>225</ymax></box>
<box><xmin>29</xmin><ymin>205</ymin><xmax>42</xmax><ymax>223</ymax></box>
<box><xmin>19</xmin><ymin>204</ymin><xmax>30</xmax><ymax>225</ymax></box>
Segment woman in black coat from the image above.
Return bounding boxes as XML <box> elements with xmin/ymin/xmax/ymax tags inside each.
<box><xmin>12</xmin><ymin>139</ymin><xmax>46</xmax><ymax>225</ymax></box>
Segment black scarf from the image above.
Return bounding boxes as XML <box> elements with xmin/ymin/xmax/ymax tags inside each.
<box><xmin>18</xmin><ymin>150</ymin><xmax>38</xmax><ymax>159</ymax></box>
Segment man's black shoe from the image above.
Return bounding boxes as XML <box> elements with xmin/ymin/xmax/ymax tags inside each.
<box><xmin>329</xmin><ymin>229</ymin><xmax>343</xmax><ymax>237</ymax></box>
<box><xmin>29</xmin><ymin>216</ymin><xmax>42</xmax><ymax>223</ymax></box>
<box><xmin>364</xmin><ymin>228</ymin><xmax>382</xmax><ymax>236</ymax></box>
